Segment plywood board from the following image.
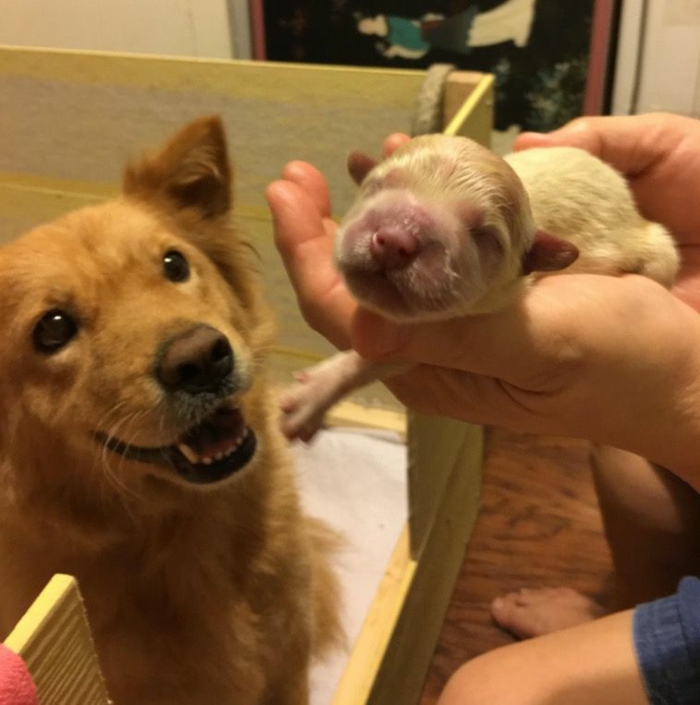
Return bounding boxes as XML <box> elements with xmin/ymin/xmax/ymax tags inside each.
<box><xmin>4</xmin><ymin>575</ymin><xmax>111</xmax><ymax>705</ymax></box>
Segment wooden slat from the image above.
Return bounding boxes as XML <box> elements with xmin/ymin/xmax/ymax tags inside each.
<box><xmin>332</xmin><ymin>528</ymin><xmax>415</xmax><ymax>705</ymax></box>
<box><xmin>444</xmin><ymin>73</ymin><xmax>494</xmax><ymax>147</ymax></box>
<box><xmin>326</xmin><ymin>400</ymin><xmax>406</xmax><ymax>439</ymax></box>
<box><xmin>329</xmin><ymin>417</ymin><xmax>483</xmax><ymax>705</ymax></box>
<box><xmin>407</xmin><ymin>416</ymin><xmax>483</xmax><ymax>556</ymax></box>
<box><xmin>0</xmin><ymin>46</ymin><xmax>430</xmax><ymax>215</ymax></box>
<box><xmin>368</xmin><ymin>420</ymin><xmax>483</xmax><ymax>704</ymax></box>
<box><xmin>4</xmin><ymin>575</ymin><xmax>111</xmax><ymax>705</ymax></box>
<box><xmin>0</xmin><ymin>47</ymin><xmax>492</xmax><ymax>381</ymax></box>
<box><xmin>443</xmin><ymin>71</ymin><xmax>488</xmax><ymax>131</ymax></box>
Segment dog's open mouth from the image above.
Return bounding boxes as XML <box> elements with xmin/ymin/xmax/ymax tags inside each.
<box><xmin>98</xmin><ymin>405</ymin><xmax>257</xmax><ymax>485</ymax></box>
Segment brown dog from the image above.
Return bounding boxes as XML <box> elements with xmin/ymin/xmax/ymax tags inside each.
<box><xmin>0</xmin><ymin>117</ymin><xmax>340</xmax><ymax>704</ymax></box>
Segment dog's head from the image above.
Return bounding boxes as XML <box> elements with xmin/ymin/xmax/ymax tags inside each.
<box><xmin>0</xmin><ymin>117</ymin><xmax>275</xmax><ymax>498</ymax></box>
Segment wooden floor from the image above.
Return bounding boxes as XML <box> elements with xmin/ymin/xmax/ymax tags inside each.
<box><xmin>419</xmin><ymin>427</ymin><xmax>615</xmax><ymax>703</ymax></box>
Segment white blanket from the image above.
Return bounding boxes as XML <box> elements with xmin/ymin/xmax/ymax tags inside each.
<box><xmin>294</xmin><ymin>428</ymin><xmax>408</xmax><ymax>704</ymax></box>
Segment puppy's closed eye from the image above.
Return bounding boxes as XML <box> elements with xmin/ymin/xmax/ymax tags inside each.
<box><xmin>33</xmin><ymin>309</ymin><xmax>79</xmax><ymax>354</ymax></box>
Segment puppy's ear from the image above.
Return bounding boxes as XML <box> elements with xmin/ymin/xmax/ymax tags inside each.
<box><xmin>347</xmin><ymin>150</ymin><xmax>379</xmax><ymax>186</ymax></box>
<box><xmin>522</xmin><ymin>231</ymin><xmax>579</xmax><ymax>275</ymax></box>
<box><xmin>123</xmin><ymin>116</ymin><xmax>231</xmax><ymax>219</ymax></box>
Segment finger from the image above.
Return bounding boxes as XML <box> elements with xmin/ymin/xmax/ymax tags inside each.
<box><xmin>382</xmin><ymin>364</ymin><xmax>533</xmax><ymax>428</ymax></box>
<box><xmin>280</xmin><ymin>161</ymin><xmax>333</xmax><ymax>219</ymax></box>
<box><xmin>266</xmin><ymin>180</ymin><xmax>356</xmax><ymax>348</ymax></box>
<box><xmin>513</xmin><ymin>114</ymin><xmax>688</xmax><ymax>178</ymax></box>
<box><xmin>350</xmin><ymin>303</ymin><xmax>545</xmax><ymax>385</ymax></box>
<box><xmin>349</xmin><ymin>274</ymin><xmax>660</xmax><ymax>386</ymax></box>
<box><xmin>513</xmin><ymin>113</ymin><xmax>700</xmax><ymax>241</ymax></box>
<box><xmin>672</xmin><ymin>247</ymin><xmax>700</xmax><ymax>311</ymax></box>
<box><xmin>266</xmin><ymin>179</ymin><xmax>331</xmax><ymax>256</ymax></box>
<box><xmin>383</xmin><ymin>133</ymin><xmax>411</xmax><ymax>157</ymax></box>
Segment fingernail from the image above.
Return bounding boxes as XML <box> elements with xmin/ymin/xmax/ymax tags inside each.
<box><xmin>513</xmin><ymin>132</ymin><xmax>547</xmax><ymax>153</ymax></box>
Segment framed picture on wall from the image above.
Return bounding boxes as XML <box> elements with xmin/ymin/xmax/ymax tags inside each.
<box><xmin>249</xmin><ymin>0</ymin><xmax>618</xmax><ymax>147</ymax></box>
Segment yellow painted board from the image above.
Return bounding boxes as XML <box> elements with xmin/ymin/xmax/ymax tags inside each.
<box><xmin>408</xmin><ymin>415</ymin><xmax>483</xmax><ymax>553</ymax></box>
<box><xmin>445</xmin><ymin>73</ymin><xmax>495</xmax><ymax>147</ymax></box>
<box><xmin>366</xmin><ymin>421</ymin><xmax>483</xmax><ymax>704</ymax></box>
<box><xmin>331</xmin><ymin>418</ymin><xmax>483</xmax><ymax>705</ymax></box>
<box><xmin>332</xmin><ymin>527</ymin><xmax>416</xmax><ymax>705</ymax></box>
<box><xmin>0</xmin><ymin>46</ymin><xmax>428</xmax><ymax>102</ymax></box>
<box><xmin>325</xmin><ymin>400</ymin><xmax>406</xmax><ymax>439</ymax></box>
<box><xmin>0</xmin><ymin>47</ymin><xmax>429</xmax><ymax>215</ymax></box>
<box><xmin>5</xmin><ymin>574</ymin><xmax>111</xmax><ymax>705</ymax></box>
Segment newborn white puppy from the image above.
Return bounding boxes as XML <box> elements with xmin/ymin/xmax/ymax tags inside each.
<box><xmin>281</xmin><ymin>135</ymin><xmax>679</xmax><ymax>441</ymax></box>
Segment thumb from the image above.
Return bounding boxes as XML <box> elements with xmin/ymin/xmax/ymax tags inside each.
<box><xmin>514</xmin><ymin>119</ymin><xmax>602</xmax><ymax>155</ymax></box>
<box><xmin>350</xmin><ymin>303</ymin><xmax>550</xmax><ymax>386</ymax></box>
<box><xmin>513</xmin><ymin>113</ymin><xmax>692</xmax><ymax>180</ymax></box>
<box><xmin>351</xmin><ymin>309</ymin><xmax>407</xmax><ymax>358</ymax></box>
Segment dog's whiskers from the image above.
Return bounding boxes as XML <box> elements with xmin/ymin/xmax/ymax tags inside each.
<box><xmin>97</xmin><ymin>408</ymin><xmax>149</xmax><ymax>505</ymax></box>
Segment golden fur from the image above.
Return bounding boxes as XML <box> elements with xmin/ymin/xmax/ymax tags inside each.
<box><xmin>0</xmin><ymin>117</ymin><xmax>340</xmax><ymax>704</ymax></box>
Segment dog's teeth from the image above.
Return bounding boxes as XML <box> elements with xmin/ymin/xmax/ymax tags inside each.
<box><xmin>178</xmin><ymin>443</ymin><xmax>199</xmax><ymax>464</ymax></box>
<box><xmin>175</xmin><ymin>424</ymin><xmax>250</xmax><ymax>467</ymax></box>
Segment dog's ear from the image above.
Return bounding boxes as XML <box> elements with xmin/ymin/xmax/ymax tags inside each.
<box><xmin>123</xmin><ymin>116</ymin><xmax>231</xmax><ymax>219</ymax></box>
<box><xmin>522</xmin><ymin>231</ymin><xmax>579</xmax><ymax>275</ymax></box>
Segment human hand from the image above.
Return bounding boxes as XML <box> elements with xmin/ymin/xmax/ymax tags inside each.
<box><xmin>351</xmin><ymin>273</ymin><xmax>700</xmax><ymax>489</ymax></box>
<box><xmin>346</xmin><ymin>113</ymin><xmax>700</xmax><ymax>441</ymax></box>
<box><xmin>267</xmin><ymin>117</ymin><xmax>700</xmax><ymax>485</ymax></box>
<box><xmin>265</xmin><ymin>134</ymin><xmax>409</xmax><ymax>350</ymax></box>
<box><xmin>515</xmin><ymin>113</ymin><xmax>700</xmax><ymax>310</ymax></box>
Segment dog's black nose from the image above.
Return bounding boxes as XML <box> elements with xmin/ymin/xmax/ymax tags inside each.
<box><xmin>157</xmin><ymin>325</ymin><xmax>233</xmax><ymax>394</ymax></box>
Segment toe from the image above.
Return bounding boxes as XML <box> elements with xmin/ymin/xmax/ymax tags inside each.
<box><xmin>492</xmin><ymin>586</ymin><xmax>605</xmax><ymax>640</ymax></box>
<box><xmin>491</xmin><ymin>592</ymin><xmax>540</xmax><ymax>640</ymax></box>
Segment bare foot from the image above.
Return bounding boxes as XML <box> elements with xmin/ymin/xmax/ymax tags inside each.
<box><xmin>491</xmin><ymin>587</ymin><xmax>605</xmax><ymax>639</ymax></box>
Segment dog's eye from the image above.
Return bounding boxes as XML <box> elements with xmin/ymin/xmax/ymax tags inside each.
<box><xmin>163</xmin><ymin>250</ymin><xmax>190</xmax><ymax>283</ymax></box>
<box><xmin>33</xmin><ymin>310</ymin><xmax>78</xmax><ymax>354</ymax></box>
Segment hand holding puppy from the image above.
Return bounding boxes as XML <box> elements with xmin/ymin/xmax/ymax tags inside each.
<box><xmin>267</xmin><ymin>113</ymin><xmax>700</xmax><ymax>486</ymax></box>
<box><xmin>514</xmin><ymin>113</ymin><xmax>700</xmax><ymax>310</ymax></box>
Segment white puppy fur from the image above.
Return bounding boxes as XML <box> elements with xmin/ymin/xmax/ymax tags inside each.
<box><xmin>281</xmin><ymin>135</ymin><xmax>679</xmax><ymax>441</ymax></box>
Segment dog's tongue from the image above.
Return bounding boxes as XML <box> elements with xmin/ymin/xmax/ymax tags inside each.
<box><xmin>180</xmin><ymin>408</ymin><xmax>246</xmax><ymax>459</ymax></box>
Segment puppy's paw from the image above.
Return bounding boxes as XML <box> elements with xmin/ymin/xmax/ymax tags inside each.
<box><xmin>279</xmin><ymin>365</ymin><xmax>343</xmax><ymax>442</ymax></box>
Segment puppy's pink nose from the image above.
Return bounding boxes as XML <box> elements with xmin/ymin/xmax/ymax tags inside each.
<box><xmin>370</xmin><ymin>227</ymin><xmax>420</xmax><ymax>270</ymax></box>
